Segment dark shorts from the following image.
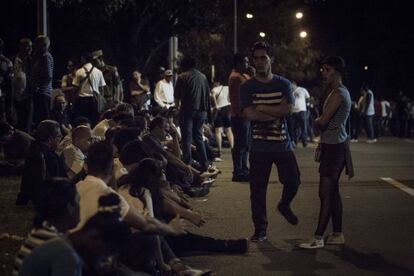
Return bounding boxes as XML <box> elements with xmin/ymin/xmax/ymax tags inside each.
<box><xmin>214</xmin><ymin>105</ymin><xmax>231</xmax><ymax>128</ymax></box>
<box><xmin>319</xmin><ymin>142</ymin><xmax>346</xmax><ymax>179</ymax></box>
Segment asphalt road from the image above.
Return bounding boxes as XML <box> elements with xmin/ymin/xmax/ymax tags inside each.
<box><xmin>183</xmin><ymin>137</ymin><xmax>414</xmax><ymax>276</ymax></box>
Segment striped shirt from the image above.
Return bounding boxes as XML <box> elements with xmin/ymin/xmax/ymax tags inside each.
<box><xmin>13</xmin><ymin>221</ymin><xmax>60</xmax><ymax>275</ymax></box>
<box><xmin>240</xmin><ymin>75</ymin><xmax>294</xmax><ymax>152</ymax></box>
<box><xmin>320</xmin><ymin>85</ymin><xmax>351</xmax><ymax>144</ymax></box>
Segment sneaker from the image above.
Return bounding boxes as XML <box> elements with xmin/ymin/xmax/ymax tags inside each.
<box><xmin>225</xmin><ymin>238</ymin><xmax>249</xmax><ymax>254</ymax></box>
<box><xmin>201</xmin><ymin>177</ymin><xmax>215</xmax><ymax>187</ymax></box>
<box><xmin>350</xmin><ymin>139</ymin><xmax>358</xmax><ymax>143</ymax></box>
<box><xmin>277</xmin><ymin>204</ymin><xmax>298</xmax><ymax>225</ymax></box>
<box><xmin>297</xmin><ymin>237</ymin><xmax>324</xmax><ymax>249</ymax></box>
<box><xmin>325</xmin><ymin>232</ymin><xmax>345</xmax><ymax>245</ymax></box>
<box><xmin>214</xmin><ymin>157</ymin><xmax>224</xmax><ymax>162</ymax></box>
<box><xmin>250</xmin><ymin>231</ymin><xmax>267</xmax><ymax>242</ymax></box>
<box><xmin>366</xmin><ymin>139</ymin><xmax>377</xmax><ymax>143</ymax></box>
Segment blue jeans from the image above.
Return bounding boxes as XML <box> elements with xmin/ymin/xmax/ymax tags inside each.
<box><xmin>364</xmin><ymin>115</ymin><xmax>374</xmax><ymax>139</ymax></box>
<box><xmin>292</xmin><ymin>111</ymin><xmax>308</xmax><ymax>145</ymax></box>
<box><xmin>180</xmin><ymin>111</ymin><xmax>209</xmax><ymax>171</ymax></box>
<box><xmin>231</xmin><ymin>116</ymin><xmax>251</xmax><ymax>176</ymax></box>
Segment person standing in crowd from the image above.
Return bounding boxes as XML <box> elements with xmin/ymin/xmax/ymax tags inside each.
<box><xmin>128</xmin><ymin>70</ymin><xmax>151</xmax><ymax>111</ymax></box>
<box><xmin>72</xmin><ymin>52</ymin><xmax>106</xmax><ymax>126</ymax></box>
<box><xmin>13</xmin><ymin>38</ymin><xmax>33</xmax><ymax>133</ymax></box>
<box><xmin>60</xmin><ymin>58</ymin><xmax>77</xmax><ymax>115</ymax></box>
<box><xmin>154</xmin><ymin>69</ymin><xmax>175</xmax><ymax>109</ymax></box>
<box><xmin>228</xmin><ymin>53</ymin><xmax>251</xmax><ymax>182</ymax></box>
<box><xmin>30</xmin><ymin>35</ymin><xmax>53</xmax><ymax>127</ymax></box>
<box><xmin>291</xmin><ymin>81</ymin><xmax>310</xmax><ymax>147</ymax></box>
<box><xmin>298</xmin><ymin>56</ymin><xmax>353</xmax><ymax>249</ymax></box>
<box><xmin>361</xmin><ymin>83</ymin><xmax>376</xmax><ymax>143</ymax></box>
<box><xmin>0</xmin><ymin>38</ymin><xmax>14</xmax><ymax>123</ymax></box>
<box><xmin>175</xmin><ymin>55</ymin><xmax>211</xmax><ymax>173</ymax></box>
<box><xmin>92</xmin><ymin>49</ymin><xmax>123</xmax><ymax>107</ymax></box>
<box><xmin>211</xmin><ymin>79</ymin><xmax>234</xmax><ymax>160</ymax></box>
<box><xmin>380</xmin><ymin>96</ymin><xmax>391</xmax><ymax>135</ymax></box>
<box><xmin>240</xmin><ymin>41</ymin><xmax>301</xmax><ymax>242</ymax></box>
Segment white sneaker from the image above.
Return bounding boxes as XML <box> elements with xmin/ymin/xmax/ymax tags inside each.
<box><xmin>366</xmin><ymin>139</ymin><xmax>376</xmax><ymax>143</ymax></box>
<box><xmin>350</xmin><ymin>139</ymin><xmax>358</xmax><ymax>143</ymax></box>
<box><xmin>298</xmin><ymin>237</ymin><xmax>324</xmax><ymax>249</ymax></box>
<box><xmin>214</xmin><ymin>157</ymin><xmax>224</xmax><ymax>162</ymax></box>
<box><xmin>325</xmin><ymin>233</ymin><xmax>345</xmax><ymax>245</ymax></box>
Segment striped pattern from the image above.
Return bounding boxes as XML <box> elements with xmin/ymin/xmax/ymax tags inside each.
<box><xmin>13</xmin><ymin>222</ymin><xmax>59</xmax><ymax>275</ymax></box>
<box><xmin>252</xmin><ymin>92</ymin><xmax>288</xmax><ymax>142</ymax></box>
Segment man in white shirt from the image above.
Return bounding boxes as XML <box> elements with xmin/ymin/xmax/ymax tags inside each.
<box><xmin>73</xmin><ymin>141</ymin><xmax>185</xmax><ymax>235</ymax></box>
<box><xmin>291</xmin><ymin>81</ymin><xmax>310</xmax><ymax>147</ymax></box>
<box><xmin>72</xmin><ymin>52</ymin><xmax>106</xmax><ymax>126</ymax></box>
<box><xmin>154</xmin><ymin>69</ymin><xmax>175</xmax><ymax>109</ymax></box>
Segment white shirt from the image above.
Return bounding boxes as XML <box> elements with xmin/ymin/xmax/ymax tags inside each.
<box><xmin>211</xmin><ymin>85</ymin><xmax>230</xmax><ymax>108</ymax></box>
<box><xmin>380</xmin><ymin>100</ymin><xmax>390</xmax><ymax>118</ymax></box>
<box><xmin>118</xmin><ymin>186</ymin><xmax>154</xmax><ymax>217</ymax></box>
<box><xmin>61</xmin><ymin>144</ymin><xmax>85</xmax><ymax>179</ymax></box>
<box><xmin>154</xmin><ymin>79</ymin><xmax>175</xmax><ymax>108</ymax></box>
<box><xmin>72</xmin><ymin>63</ymin><xmax>106</xmax><ymax>97</ymax></box>
<box><xmin>292</xmin><ymin>86</ymin><xmax>310</xmax><ymax>113</ymax></box>
<box><xmin>92</xmin><ymin>119</ymin><xmax>110</xmax><ymax>139</ymax></box>
<box><xmin>73</xmin><ymin>175</ymin><xmax>130</xmax><ymax>231</ymax></box>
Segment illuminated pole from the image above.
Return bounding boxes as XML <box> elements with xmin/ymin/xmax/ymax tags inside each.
<box><xmin>37</xmin><ymin>0</ymin><xmax>48</xmax><ymax>35</ymax></box>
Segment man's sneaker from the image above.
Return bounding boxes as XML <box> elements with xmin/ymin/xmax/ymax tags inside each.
<box><xmin>214</xmin><ymin>157</ymin><xmax>224</xmax><ymax>162</ymax></box>
<box><xmin>350</xmin><ymin>139</ymin><xmax>358</xmax><ymax>143</ymax></box>
<box><xmin>366</xmin><ymin>139</ymin><xmax>377</xmax><ymax>143</ymax></box>
<box><xmin>250</xmin><ymin>231</ymin><xmax>267</xmax><ymax>242</ymax></box>
<box><xmin>277</xmin><ymin>204</ymin><xmax>298</xmax><ymax>225</ymax></box>
<box><xmin>298</xmin><ymin>237</ymin><xmax>324</xmax><ymax>249</ymax></box>
<box><xmin>325</xmin><ymin>232</ymin><xmax>345</xmax><ymax>245</ymax></box>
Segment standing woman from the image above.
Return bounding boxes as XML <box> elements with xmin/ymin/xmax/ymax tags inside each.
<box><xmin>298</xmin><ymin>56</ymin><xmax>353</xmax><ymax>249</ymax></box>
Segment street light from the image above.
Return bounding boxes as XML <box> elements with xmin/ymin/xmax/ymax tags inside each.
<box><xmin>246</xmin><ymin>13</ymin><xmax>253</xmax><ymax>19</ymax></box>
<box><xmin>364</xmin><ymin>65</ymin><xmax>369</xmax><ymax>70</ymax></box>
<box><xmin>296</xmin><ymin>12</ymin><xmax>303</xmax><ymax>19</ymax></box>
<box><xmin>259</xmin><ymin>32</ymin><xmax>266</xmax><ymax>38</ymax></box>
<box><xmin>299</xmin><ymin>31</ymin><xmax>307</xmax><ymax>38</ymax></box>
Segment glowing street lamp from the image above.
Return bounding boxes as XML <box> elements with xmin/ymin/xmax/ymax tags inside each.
<box><xmin>259</xmin><ymin>32</ymin><xmax>266</xmax><ymax>38</ymax></box>
<box><xmin>246</xmin><ymin>13</ymin><xmax>253</xmax><ymax>19</ymax></box>
<box><xmin>296</xmin><ymin>12</ymin><xmax>303</xmax><ymax>19</ymax></box>
<box><xmin>299</xmin><ymin>31</ymin><xmax>307</xmax><ymax>38</ymax></box>
<box><xmin>364</xmin><ymin>65</ymin><xmax>369</xmax><ymax>70</ymax></box>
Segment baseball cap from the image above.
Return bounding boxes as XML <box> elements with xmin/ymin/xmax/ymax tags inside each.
<box><xmin>165</xmin><ymin>69</ymin><xmax>173</xmax><ymax>76</ymax></box>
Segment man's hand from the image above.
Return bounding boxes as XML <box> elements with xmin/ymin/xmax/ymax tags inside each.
<box><xmin>168</xmin><ymin>214</ymin><xmax>186</xmax><ymax>235</ymax></box>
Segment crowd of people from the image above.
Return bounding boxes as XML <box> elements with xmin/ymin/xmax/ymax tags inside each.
<box><xmin>0</xmin><ymin>33</ymin><xmax>413</xmax><ymax>275</ymax></box>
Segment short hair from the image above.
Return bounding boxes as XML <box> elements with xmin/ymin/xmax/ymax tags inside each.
<box><xmin>149</xmin><ymin>116</ymin><xmax>167</xmax><ymax>132</ymax></box>
<box><xmin>113</xmin><ymin>128</ymin><xmax>140</xmax><ymax>153</ymax></box>
<box><xmin>71</xmin><ymin>125</ymin><xmax>91</xmax><ymax>140</ymax></box>
<box><xmin>322</xmin><ymin>56</ymin><xmax>346</xmax><ymax>76</ymax></box>
<box><xmin>35</xmin><ymin>120</ymin><xmax>61</xmax><ymax>142</ymax></box>
<box><xmin>34</xmin><ymin>35</ymin><xmax>50</xmax><ymax>49</ymax></box>
<box><xmin>179</xmin><ymin>55</ymin><xmax>196</xmax><ymax>71</ymax></box>
<box><xmin>112</xmin><ymin>113</ymin><xmax>133</xmax><ymax>124</ymax></box>
<box><xmin>251</xmin><ymin>41</ymin><xmax>272</xmax><ymax>56</ymax></box>
<box><xmin>119</xmin><ymin>140</ymin><xmax>148</xmax><ymax>166</ymax></box>
<box><xmin>86</xmin><ymin>141</ymin><xmax>113</xmax><ymax>176</ymax></box>
<box><xmin>233</xmin><ymin>53</ymin><xmax>247</xmax><ymax>68</ymax></box>
<box><xmin>0</xmin><ymin>121</ymin><xmax>13</xmax><ymax>138</ymax></box>
<box><xmin>33</xmin><ymin>178</ymin><xmax>78</xmax><ymax>228</ymax></box>
<box><xmin>18</xmin><ymin>38</ymin><xmax>32</xmax><ymax>48</ymax></box>
<box><xmin>72</xmin><ymin>116</ymin><xmax>91</xmax><ymax>128</ymax></box>
<box><xmin>115</xmin><ymin>103</ymin><xmax>134</xmax><ymax>118</ymax></box>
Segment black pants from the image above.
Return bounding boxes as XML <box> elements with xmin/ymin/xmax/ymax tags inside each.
<box><xmin>33</xmin><ymin>93</ymin><xmax>51</xmax><ymax>127</ymax></box>
<box><xmin>73</xmin><ymin>96</ymin><xmax>99</xmax><ymax>126</ymax></box>
<box><xmin>14</xmin><ymin>99</ymin><xmax>33</xmax><ymax>133</ymax></box>
<box><xmin>249</xmin><ymin>151</ymin><xmax>301</xmax><ymax>232</ymax></box>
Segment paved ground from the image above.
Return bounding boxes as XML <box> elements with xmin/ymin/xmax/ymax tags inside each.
<box><xmin>183</xmin><ymin>137</ymin><xmax>414</xmax><ymax>276</ymax></box>
<box><xmin>1</xmin><ymin>137</ymin><xmax>413</xmax><ymax>275</ymax></box>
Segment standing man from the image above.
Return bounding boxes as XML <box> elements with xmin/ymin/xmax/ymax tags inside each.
<box><xmin>240</xmin><ymin>41</ymin><xmax>301</xmax><ymax>242</ymax></box>
<box><xmin>154</xmin><ymin>69</ymin><xmax>175</xmax><ymax>109</ymax></box>
<box><xmin>228</xmin><ymin>53</ymin><xmax>251</xmax><ymax>182</ymax></box>
<box><xmin>361</xmin><ymin>83</ymin><xmax>376</xmax><ymax>143</ymax></box>
<box><xmin>30</xmin><ymin>35</ymin><xmax>53</xmax><ymax>127</ymax></box>
<box><xmin>92</xmin><ymin>49</ymin><xmax>123</xmax><ymax>107</ymax></box>
<box><xmin>175</xmin><ymin>56</ymin><xmax>211</xmax><ymax>173</ymax></box>
<box><xmin>72</xmin><ymin>52</ymin><xmax>106</xmax><ymax>127</ymax></box>
<box><xmin>291</xmin><ymin>81</ymin><xmax>310</xmax><ymax>147</ymax></box>
<box><xmin>13</xmin><ymin>38</ymin><xmax>33</xmax><ymax>133</ymax></box>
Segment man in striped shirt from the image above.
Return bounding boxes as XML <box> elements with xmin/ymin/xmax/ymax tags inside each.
<box><xmin>240</xmin><ymin>41</ymin><xmax>301</xmax><ymax>242</ymax></box>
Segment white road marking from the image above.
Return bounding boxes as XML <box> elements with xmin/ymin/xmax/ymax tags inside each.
<box><xmin>380</xmin><ymin>177</ymin><xmax>414</xmax><ymax>197</ymax></box>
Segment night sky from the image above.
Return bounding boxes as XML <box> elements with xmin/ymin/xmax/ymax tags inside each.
<box><xmin>1</xmin><ymin>0</ymin><xmax>413</xmax><ymax>100</ymax></box>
